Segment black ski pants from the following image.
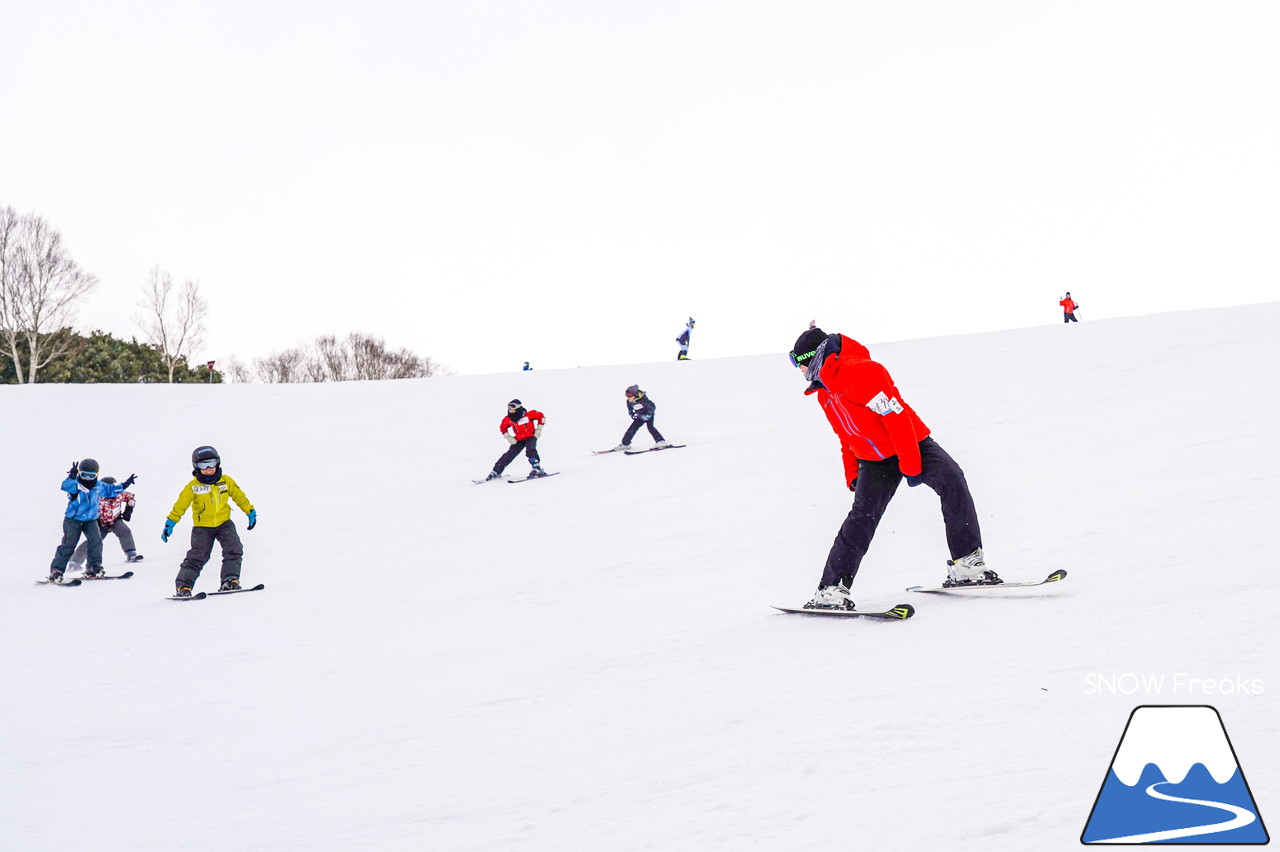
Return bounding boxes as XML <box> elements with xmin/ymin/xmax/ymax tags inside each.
<box><xmin>493</xmin><ymin>437</ymin><xmax>540</xmax><ymax>474</ymax></box>
<box><xmin>821</xmin><ymin>437</ymin><xmax>982</xmax><ymax>587</ymax></box>
<box><xmin>1063</xmin><ymin>312</ymin><xmax>1078</xmax><ymax>323</ymax></box>
<box><xmin>51</xmin><ymin>517</ymin><xmax>103</xmax><ymax>573</ymax></box>
<box><xmin>176</xmin><ymin>520</ymin><xmax>244</xmax><ymax>589</ymax></box>
<box><xmin>622</xmin><ymin>418</ymin><xmax>665</xmax><ymax>445</ymax></box>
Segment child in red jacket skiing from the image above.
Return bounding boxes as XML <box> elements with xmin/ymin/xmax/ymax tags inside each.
<box><xmin>483</xmin><ymin>399</ymin><xmax>548</xmax><ymax>481</ymax></box>
<box><xmin>789</xmin><ymin>324</ymin><xmax>1000</xmax><ymax>609</ymax></box>
<box><xmin>1059</xmin><ymin>292</ymin><xmax>1079</xmax><ymax>322</ymax></box>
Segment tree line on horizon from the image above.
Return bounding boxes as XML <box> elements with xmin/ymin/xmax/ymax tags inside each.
<box><xmin>1</xmin><ymin>204</ymin><xmax>444</xmax><ymax>384</ymax></box>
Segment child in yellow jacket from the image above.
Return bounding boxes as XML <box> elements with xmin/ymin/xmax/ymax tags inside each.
<box><xmin>163</xmin><ymin>445</ymin><xmax>257</xmax><ymax>597</ymax></box>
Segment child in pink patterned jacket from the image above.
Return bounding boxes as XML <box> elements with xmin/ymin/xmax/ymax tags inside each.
<box><xmin>68</xmin><ymin>476</ymin><xmax>143</xmax><ymax>572</ymax></box>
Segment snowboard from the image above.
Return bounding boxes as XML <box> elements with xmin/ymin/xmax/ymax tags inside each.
<box><xmin>772</xmin><ymin>603</ymin><xmax>915</xmax><ymax>620</ymax></box>
<box><xmin>508</xmin><ymin>472</ymin><xmax>560</xmax><ymax>483</ymax></box>
<box><xmin>906</xmin><ymin>569</ymin><xmax>1067</xmax><ymax>593</ymax></box>
<box><xmin>624</xmin><ymin>444</ymin><xmax>686</xmax><ymax>455</ymax></box>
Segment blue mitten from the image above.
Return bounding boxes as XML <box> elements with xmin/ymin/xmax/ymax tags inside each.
<box><xmin>162</xmin><ymin>519</ymin><xmax>176</xmax><ymax>542</ymax></box>
<box><xmin>247</xmin><ymin>510</ymin><xmax>257</xmax><ymax>530</ymax></box>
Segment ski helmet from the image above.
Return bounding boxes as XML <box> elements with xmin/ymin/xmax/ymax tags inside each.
<box><xmin>78</xmin><ymin>458</ymin><xmax>100</xmax><ymax>479</ymax></box>
<box><xmin>625</xmin><ymin>384</ymin><xmax>641</xmax><ymax>397</ymax></box>
<box><xmin>101</xmin><ymin>476</ymin><xmax>117</xmax><ymax>485</ymax></box>
<box><xmin>191</xmin><ymin>445</ymin><xmax>220</xmax><ymax>468</ymax></box>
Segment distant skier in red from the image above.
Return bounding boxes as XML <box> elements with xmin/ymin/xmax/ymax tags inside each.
<box><xmin>789</xmin><ymin>322</ymin><xmax>1001</xmax><ymax>609</ymax></box>
<box><xmin>483</xmin><ymin>399</ymin><xmax>548</xmax><ymax>481</ymax></box>
<box><xmin>1060</xmin><ymin>292</ymin><xmax>1079</xmax><ymax>323</ymax></box>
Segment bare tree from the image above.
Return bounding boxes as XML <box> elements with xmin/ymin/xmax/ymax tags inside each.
<box><xmin>247</xmin><ymin>332</ymin><xmax>446</xmax><ymax>383</ymax></box>
<box><xmin>0</xmin><ymin>208</ymin><xmax>98</xmax><ymax>383</ymax></box>
<box><xmin>134</xmin><ymin>265</ymin><xmax>209</xmax><ymax>383</ymax></box>
<box><xmin>222</xmin><ymin>355</ymin><xmax>254</xmax><ymax>383</ymax></box>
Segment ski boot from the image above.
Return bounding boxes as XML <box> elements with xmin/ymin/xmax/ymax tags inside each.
<box><xmin>126</xmin><ymin>552</ymin><xmax>144</xmax><ymax>563</ymax></box>
<box><xmin>83</xmin><ymin>565</ymin><xmax>106</xmax><ymax>578</ymax></box>
<box><xmin>219</xmin><ymin>577</ymin><xmax>241</xmax><ymax>592</ymax></box>
<box><xmin>173</xmin><ymin>586</ymin><xmax>193</xmax><ymax>598</ymax></box>
<box><xmin>804</xmin><ymin>579</ymin><xmax>855</xmax><ymax>610</ymax></box>
<box><xmin>527</xmin><ymin>467</ymin><xmax>548</xmax><ymax>478</ymax></box>
<box><xmin>48</xmin><ymin>570</ymin><xmax>65</xmax><ymax>584</ymax></box>
<box><xmin>484</xmin><ymin>471</ymin><xmax>502</xmax><ymax>482</ymax></box>
<box><xmin>654</xmin><ymin>440</ymin><xmax>670</xmax><ymax>449</ymax></box>
<box><xmin>944</xmin><ymin>548</ymin><xmax>1002</xmax><ymax>587</ymax></box>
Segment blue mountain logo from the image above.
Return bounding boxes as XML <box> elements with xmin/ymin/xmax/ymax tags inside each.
<box><xmin>1082</xmin><ymin>705</ymin><xmax>1268</xmax><ymax>844</ymax></box>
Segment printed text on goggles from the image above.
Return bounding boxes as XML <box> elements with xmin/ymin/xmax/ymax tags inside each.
<box><xmin>788</xmin><ymin>349</ymin><xmax>817</xmax><ymax>368</ymax></box>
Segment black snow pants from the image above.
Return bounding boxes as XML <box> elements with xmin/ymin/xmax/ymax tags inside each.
<box><xmin>622</xmin><ymin>418</ymin><xmax>665</xmax><ymax>445</ymax></box>
<box><xmin>820</xmin><ymin>437</ymin><xmax>982</xmax><ymax>587</ymax></box>
<box><xmin>176</xmin><ymin>521</ymin><xmax>244</xmax><ymax>589</ymax></box>
<box><xmin>493</xmin><ymin>437</ymin><xmax>540</xmax><ymax>474</ymax></box>
<box><xmin>51</xmin><ymin>517</ymin><xmax>103</xmax><ymax>573</ymax></box>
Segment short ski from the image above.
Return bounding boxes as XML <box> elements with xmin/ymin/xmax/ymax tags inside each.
<box><xmin>168</xmin><ymin>583</ymin><xmax>264</xmax><ymax>601</ymax></box>
<box><xmin>624</xmin><ymin>444</ymin><xmax>686</xmax><ymax>455</ymax></box>
<box><xmin>508</xmin><ymin>472</ymin><xmax>561</xmax><ymax>483</ymax></box>
<box><xmin>906</xmin><ymin>569</ymin><xmax>1067</xmax><ymax>593</ymax></box>
<box><xmin>80</xmin><ymin>571</ymin><xmax>135</xmax><ymax>581</ymax></box>
<box><xmin>36</xmin><ymin>578</ymin><xmax>82</xmax><ymax>587</ymax></box>
<box><xmin>772</xmin><ymin>603</ymin><xmax>915</xmax><ymax>620</ymax></box>
<box><xmin>472</xmin><ymin>477</ymin><xmax>507</xmax><ymax>485</ymax></box>
<box><xmin>592</xmin><ymin>448</ymin><xmax>623</xmax><ymax>455</ymax></box>
<box><xmin>206</xmin><ymin>583</ymin><xmax>265</xmax><ymax>596</ymax></box>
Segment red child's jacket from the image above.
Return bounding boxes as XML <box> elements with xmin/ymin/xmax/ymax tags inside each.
<box><xmin>1060</xmin><ymin>297</ymin><xmax>1077</xmax><ymax>313</ymax></box>
<box><xmin>500</xmin><ymin>409</ymin><xmax>546</xmax><ymax>441</ymax></box>
<box><xmin>805</xmin><ymin>335</ymin><xmax>931</xmax><ymax>483</ymax></box>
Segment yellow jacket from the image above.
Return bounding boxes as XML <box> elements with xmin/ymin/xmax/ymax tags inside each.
<box><xmin>168</xmin><ymin>474</ymin><xmax>255</xmax><ymax>528</ymax></box>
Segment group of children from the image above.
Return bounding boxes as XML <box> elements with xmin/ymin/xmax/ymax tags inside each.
<box><xmin>481</xmin><ymin>385</ymin><xmax>676</xmax><ymax>481</ymax></box>
<box><xmin>48</xmin><ymin>445</ymin><xmax>256</xmax><ymax>597</ymax></box>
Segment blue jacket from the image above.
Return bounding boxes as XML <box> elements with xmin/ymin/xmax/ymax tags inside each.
<box><xmin>61</xmin><ymin>477</ymin><xmax>124</xmax><ymax>522</ymax></box>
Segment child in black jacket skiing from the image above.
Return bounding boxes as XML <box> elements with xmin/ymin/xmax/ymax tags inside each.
<box><xmin>609</xmin><ymin>385</ymin><xmax>671</xmax><ymax>452</ymax></box>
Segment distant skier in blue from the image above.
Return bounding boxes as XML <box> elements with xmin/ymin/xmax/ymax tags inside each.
<box><xmin>47</xmin><ymin>459</ymin><xmax>136</xmax><ymax>583</ymax></box>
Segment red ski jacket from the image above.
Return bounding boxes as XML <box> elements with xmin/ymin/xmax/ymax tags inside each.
<box><xmin>500</xmin><ymin>409</ymin><xmax>545</xmax><ymax>441</ymax></box>
<box><xmin>806</xmin><ymin>335</ymin><xmax>931</xmax><ymax>481</ymax></box>
<box><xmin>1060</xmin><ymin>297</ymin><xmax>1077</xmax><ymax>313</ymax></box>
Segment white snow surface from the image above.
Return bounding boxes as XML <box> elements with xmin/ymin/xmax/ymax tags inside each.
<box><xmin>3</xmin><ymin>305</ymin><xmax>1278</xmax><ymax>851</ymax></box>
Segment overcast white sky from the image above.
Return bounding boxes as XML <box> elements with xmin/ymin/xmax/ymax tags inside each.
<box><xmin>2</xmin><ymin>1</ymin><xmax>1277</xmax><ymax>376</ymax></box>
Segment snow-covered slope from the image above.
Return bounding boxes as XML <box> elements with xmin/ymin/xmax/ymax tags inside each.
<box><xmin>2</xmin><ymin>305</ymin><xmax>1277</xmax><ymax>851</ymax></box>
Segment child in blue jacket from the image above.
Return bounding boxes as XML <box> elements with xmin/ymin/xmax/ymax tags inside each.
<box><xmin>48</xmin><ymin>458</ymin><xmax>136</xmax><ymax>583</ymax></box>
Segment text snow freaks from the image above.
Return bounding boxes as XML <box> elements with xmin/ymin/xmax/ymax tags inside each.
<box><xmin>1087</xmin><ymin>673</ymin><xmax>1264</xmax><ymax>697</ymax></box>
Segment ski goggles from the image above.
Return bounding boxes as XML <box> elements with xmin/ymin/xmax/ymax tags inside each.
<box><xmin>788</xmin><ymin>349</ymin><xmax>817</xmax><ymax>368</ymax></box>
<box><xmin>195</xmin><ymin>459</ymin><xmax>219</xmax><ymax>470</ymax></box>
<box><xmin>78</xmin><ymin>471</ymin><xmax>98</xmax><ymax>480</ymax></box>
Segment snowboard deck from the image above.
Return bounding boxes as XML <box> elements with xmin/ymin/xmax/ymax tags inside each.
<box><xmin>906</xmin><ymin>569</ymin><xmax>1067</xmax><ymax>593</ymax></box>
<box><xmin>772</xmin><ymin>603</ymin><xmax>915</xmax><ymax>620</ymax></box>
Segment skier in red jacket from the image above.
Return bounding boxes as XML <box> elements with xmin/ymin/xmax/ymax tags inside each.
<box><xmin>1059</xmin><ymin>292</ymin><xmax>1079</xmax><ymax>323</ymax></box>
<box><xmin>483</xmin><ymin>399</ymin><xmax>548</xmax><ymax>481</ymax></box>
<box><xmin>789</xmin><ymin>324</ymin><xmax>1000</xmax><ymax>609</ymax></box>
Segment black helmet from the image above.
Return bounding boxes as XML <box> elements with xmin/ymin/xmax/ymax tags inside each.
<box><xmin>101</xmin><ymin>476</ymin><xmax>117</xmax><ymax>485</ymax></box>
<box><xmin>78</xmin><ymin>458</ymin><xmax>100</xmax><ymax>479</ymax></box>
<box><xmin>625</xmin><ymin>384</ymin><xmax>641</xmax><ymax>397</ymax></box>
<box><xmin>192</xmin><ymin>445</ymin><xmax>220</xmax><ymax>468</ymax></box>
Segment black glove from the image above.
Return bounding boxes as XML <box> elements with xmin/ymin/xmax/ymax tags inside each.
<box><xmin>122</xmin><ymin>506</ymin><xmax>134</xmax><ymax>521</ymax></box>
<box><xmin>67</xmin><ymin>462</ymin><xmax>79</xmax><ymax>478</ymax></box>
<box><xmin>905</xmin><ymin>473</ymin><xmax>924</xmax><ymax>488</ymax></box>
<box><xmin>122</xmin><ymin>474</ymin><xmax>137</xmax><ymax>488</ymax></box>
<box><xmin>848</xmin><ymin>479</ymin><xmax>857</xmax><ymax>492</ymax></box>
